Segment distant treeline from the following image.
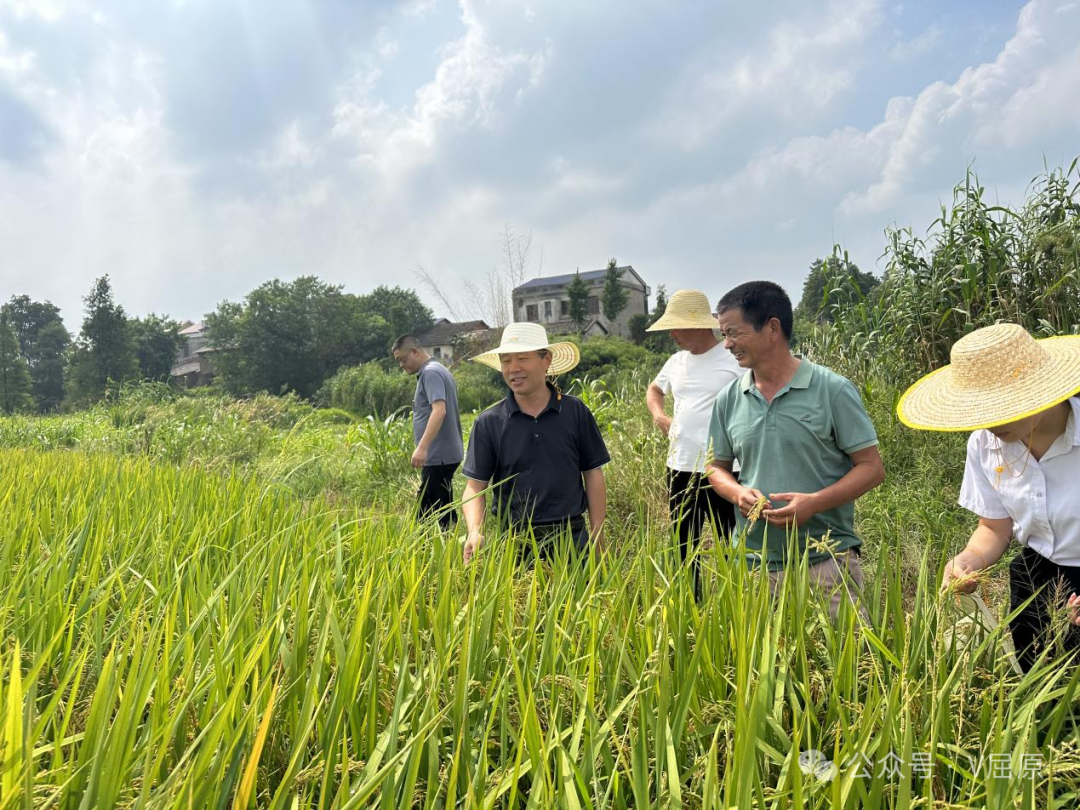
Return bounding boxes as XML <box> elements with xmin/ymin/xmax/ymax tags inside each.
<box><xmin>0</xmin><ymin>276</ymin><xmax>437</xmax><ymax>413</ymax></box>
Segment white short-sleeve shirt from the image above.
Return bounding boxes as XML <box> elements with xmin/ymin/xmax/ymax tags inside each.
<box><xmin>652</xmin><ymin>342</ymin><xmax>741</xmax><ymax>473</ymax></box>
<box><xmin>958</xmin><ymin>398</ymin><xmax>1080</xmax><ymax>567</ymax></box>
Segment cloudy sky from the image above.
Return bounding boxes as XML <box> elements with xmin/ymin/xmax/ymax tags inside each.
<box><xmin>2</xmin><ymin>0</ymin><xmax>1078</xmax><ymax>328</ymax></box>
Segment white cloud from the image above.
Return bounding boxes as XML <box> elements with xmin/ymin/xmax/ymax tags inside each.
<box><xmin>0</xmin><ymin>29</ymin><xmax>36</xmax><ymax>77</ymax></box>
<box><xmin>331</xmin><ymin>1</ymin><xmax>550</xmax><ymax>185</ymax></box>
<box><xmin>0</xmin><ymin>0</ymin><xmax>66</xmax><ymax>21</ymax></box>
<box><xmin>983</xmin><ymin>39</ymin><xmax>1080</xmax><ymax>149</ymax></box>
<box><xmin>889</xmin><ymin>23</ymin><xmax>943</xmax><ymax>60</ymax></box>
<box><xmin>253</xmin><ymin>121</ymin><xmax>320</xmax><ymax>170</ymax></box>
<box><xmin>375</xmin><ymin>26</ymin><xmax>399</xmax><ymax>60</ymax></box>
<box><xmin>1</xmin><ymin>0</ymin><xmax>1078</xmax><ymax>330</ymax></box>
<box><xmin>838</xmin><ymin>0</ymin><xmax>1080</xmax><ymax>214</ymax></box>
<box><xmin>654</xmin><ymin>0</ymin><xmax>883</xmax><ymax>150</ymax></box>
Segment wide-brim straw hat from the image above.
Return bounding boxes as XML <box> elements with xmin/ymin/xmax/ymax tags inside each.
<box><xmin>647</xmin><ymin>289</ymin><xmax>719</xmax><ymax>331</ymax></box>
<box><xmin>897</xmin><ymin>323</ymin><xmax>1080</xmax><ymax>431</ymax></box>
<box><xmin>470</xmin><ymin>322</ymin><xmax>580</xmax><ymax>375</ymax></box>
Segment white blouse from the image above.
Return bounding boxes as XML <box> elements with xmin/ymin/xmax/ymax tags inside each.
<box><xmin>959</xmin><ymin>398</ymin><xmax>1080</xmax><ymax>567</ymax></box>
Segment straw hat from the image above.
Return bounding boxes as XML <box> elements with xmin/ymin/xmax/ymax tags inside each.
<box><xmin>897</xmin><ymin>323</ymin><xmax>1080</xmax><ymax>431</ymax></box>
<box><xmin>470</xmin><ymin>322</ymin><xmax>580</xmax><ymax>375</ymax></box>
<box><xmin>646</xmin><ymin>289</ymin><xmax>719</xmax><ymax>331</ymax></box>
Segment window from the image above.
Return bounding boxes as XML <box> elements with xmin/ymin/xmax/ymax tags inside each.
<box><xmin>560</xmin><ymin>299</ymin><xmax>569</xmax><ymax>316</ymax></box>
<box><xmin>587</xmin><ymin>296</ymin><xmax>600</xmax><ymax>315</ymax></box>
<box><xmin>526</xmin><ymin>304</ymin><xmax>539</xmax><ymax>321</ymax></box>
<box><xmin>433</xmin><ymin>347</ymin><xmax>442</xmax><ymax>359</ymax></box>
<box><xmin>544</xmin><ymin>301</ymin><xmax>552</xmax><ymax>320</ymax></box>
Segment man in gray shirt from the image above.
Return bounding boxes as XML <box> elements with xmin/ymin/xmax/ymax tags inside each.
<box><xmin>392</xmin><ymin>335</ymin><xmax>464</xmax><ymax>529</ymax></box>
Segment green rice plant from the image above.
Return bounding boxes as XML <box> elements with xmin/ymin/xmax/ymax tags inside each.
<box><xmin>1</xmin><ymin>447</ymin><xmax>1078</xmax><ymax>808</ymax></box>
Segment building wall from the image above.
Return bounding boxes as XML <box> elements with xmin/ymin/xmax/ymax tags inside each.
<box><xmin>424</xmin><ymin>344</ymin><xmax>454</xmax><ymax>363</ymax></box>
<box><xmin>171</xmin><ymin>328</ymin><xmax>216</xmax><ymax>387</ymax></box>
<box><xmin>514</xmin><ymin>281</ymin><xmax>648</xmax><ymax>337</ymax></box>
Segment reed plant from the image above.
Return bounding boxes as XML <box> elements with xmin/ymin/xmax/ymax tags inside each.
<box><xmin>805</xmin><ymin>161</ymin><xmax>1080</xmax><ymax>386</ymax></box>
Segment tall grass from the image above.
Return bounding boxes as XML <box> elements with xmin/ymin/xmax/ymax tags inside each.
<box><xmin>1</xmin><ymin>437</ymin><xmax>1078</xmax><ymax>807</ymax></box>
<box><xmin>808</xmin><ymin>162</ymin><xmax>1080</xmax><ymax>385</ymax></box>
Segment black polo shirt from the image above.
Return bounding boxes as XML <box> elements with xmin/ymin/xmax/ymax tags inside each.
<box><xmin>463</xmin><ymin>384</ymin><xmax>610</xmax><ymax>526</ymax></box>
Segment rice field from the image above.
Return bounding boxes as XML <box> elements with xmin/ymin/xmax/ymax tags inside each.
<box><xmin>1</xmin><ymin>383</ymin><xmax>1079</xmax><ymax>808</ymax></box>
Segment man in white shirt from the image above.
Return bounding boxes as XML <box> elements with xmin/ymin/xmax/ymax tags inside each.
<box><xmin>645</xmin><ymin>289</ymin><xmax>742</xmax><ymax>597</ymax></box>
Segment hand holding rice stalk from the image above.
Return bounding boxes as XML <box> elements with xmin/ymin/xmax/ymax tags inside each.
<box><xmin>944</xmin><ymin>565</ymin><xmax>989</xmax><ymax>594</ymax></box>
<box><xmin>747</xmin><ymin>495</ymin><xmax>770</xmax><ymax>524</ymax></box>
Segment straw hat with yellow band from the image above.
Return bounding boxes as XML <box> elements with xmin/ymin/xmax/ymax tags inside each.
<box><xmin>646</xmin><ymin>289</ymin><xmax>719</xmax><ymax>331</ymax></box>
<box><xmin>470</xmin><ymin>322</ymin><xmax>580</xmax><ymax>375</ymax></box>
<box><xmin>897</xmin><ymin>323</ymin><xmax>1080</xmax><ymax>432</ymax></box>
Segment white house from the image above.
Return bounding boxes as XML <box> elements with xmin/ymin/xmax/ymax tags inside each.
<box><xmin>511</xmin><ymin>265</ymin><xmax>650</xmax><ymax>336</ymax></box>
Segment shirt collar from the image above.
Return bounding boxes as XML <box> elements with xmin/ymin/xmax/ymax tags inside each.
<box><xmin>739</xmin><ymin>357</ymin><xmax>813</xmax><ymax>394</ymax></box>
<box><xmin>505</xmin><ymin>382</ymin><xmax>562</xmax><ymax>415</ymax></box>
<box><xmin>984</xmin><ymin>396</ymin><xmax>1080</xmax><ymax>453</ymax></box>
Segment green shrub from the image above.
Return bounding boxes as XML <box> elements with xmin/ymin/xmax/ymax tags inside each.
<box><xmin>571</xmin><ymin>335</ymin><xmax>667</xmax><ymax>381</ymax></box>
<box><xmin>317</xmin><ymin>361</ymin><xmax>415</xmax><ymax>416</ymax></box>
<box><xmin>452</xmin><ymin>360</ymin><xmax>507</xmax><ymax>412</ymax></box>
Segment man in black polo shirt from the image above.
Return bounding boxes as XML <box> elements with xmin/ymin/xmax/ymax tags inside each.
<box><xmin>462</xmin><ymin>323</ymin><xmax>610</xmax><ymax>564</ymax></box>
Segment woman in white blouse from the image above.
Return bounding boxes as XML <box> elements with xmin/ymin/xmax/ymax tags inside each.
<box><xmin>898</xmin><ymin>323</ymin><xmax>1080</xmax><ymax>672</ymax></box>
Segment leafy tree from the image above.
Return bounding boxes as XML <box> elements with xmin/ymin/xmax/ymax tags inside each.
<box><xmin>32</xmin><ymin>321</ymin><xmax>70</xmax><ymax>411</ymax></box>
<box><xmin>357</xmin><ymin>286</ymin><xmax>434</xmax><ymax>339</ymax></box>
<box><xmin>67</xmin><ymin>276</ymin><xmax>139</xmax><ymax>405</ymax></box>
<box><xmin>566</xmin><ymin>271</ymin><xmax>589</xmax><ymax>331</ymax></box>
<box><xmin>131</xmin><ymin>314</ymin><xmax>183</xmax><ymax>381</ymax></box>
<box><xmin>627</xmin><ymin>313</ymin><xmax>649</xmax><ymax>345</ymax></box>
<box><xmin>643</xmin><ymin>285</ymin><xmax>676</xmax><ymax>354</ymax></box>
<box><xmin>0</xmin><ymin>318</ymin><xmax>33</xmax><ymax>413</ymax></box>
<box><xmin>206</xmin><ymin>276</ymin><xmax>393</xmax><ymax>398</ymax></box>
<box><xmin>600</xmin><ymin>258</ymin><xmax>628</xmax><ymax>332</ymax></box>
<box><xmin>0</xmin><ymin>295</ymin><xmax>70</xmax><ymax>411</ymax></box>
<box><xmin>651</xmin><ymin>285</ymin><xmax>669</xmax><ymax>321</ymax></box>
<box><xmin>797</xmin><ymin>256</ymin><xmax>879</xmax><ymax>323</ymax></box>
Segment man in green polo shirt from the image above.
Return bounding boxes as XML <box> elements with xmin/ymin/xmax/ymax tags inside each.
<box><xmin>706</xmin><ymin>281</ymin><xmax>885</xmax><ymax>618</ymax></box>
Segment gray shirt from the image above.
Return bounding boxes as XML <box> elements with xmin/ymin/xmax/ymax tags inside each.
<box><xmin>413</xmin><ymin>359</ymin><xmax>464</xmax><ymax>466</ymax></box>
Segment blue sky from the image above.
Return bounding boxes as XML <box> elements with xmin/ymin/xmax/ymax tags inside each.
<box><xmin>1</xmin><ymin>0</ymin><xmax>1078</xmax><ymax>328</ymax></box>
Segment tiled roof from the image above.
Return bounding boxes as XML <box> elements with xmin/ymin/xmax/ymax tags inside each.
<box><xmin>417</xmin><ymin>319</ymin><xmax>490</xmax><ymax>346</ymax></box>
<box><xmin>544</xmin><ymin>318</ymin><xmax>608</xmax><ymax>336</ymax></box>
<box><xmin>517</xmin><ymin>269</ymin><xmax>608</xmax><ymax>290</ymax></box>
<box><xmin>513</xmin><ymin>265</ymin><xmax>645</xmax><ymax>293</ymax></box>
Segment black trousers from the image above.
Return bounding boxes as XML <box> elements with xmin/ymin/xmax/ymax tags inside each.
<box><xmin>418</xmin><ymin>463</ymin><xmax>458</xmax><ymax>530</ymax></box>
<box><xmin>1009</xmin><ymin>546</ymin><xmax>1080</xmax><ymax>672</ymax></box>
<box><xmin>514</xmin><ymin>517</ymin><xmax>590</xmax><ymax>566</ymax></box>
<box><xmin>668</xmin><ymin>469</ymin><xmax>738</xmax><ymax>597</ymax></box>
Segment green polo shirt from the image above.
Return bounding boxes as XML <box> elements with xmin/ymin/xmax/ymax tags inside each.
<box><xmin>707</xmin><ymin>359</ymin><xmax>878</xmax><ymax>571</ymax></box>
